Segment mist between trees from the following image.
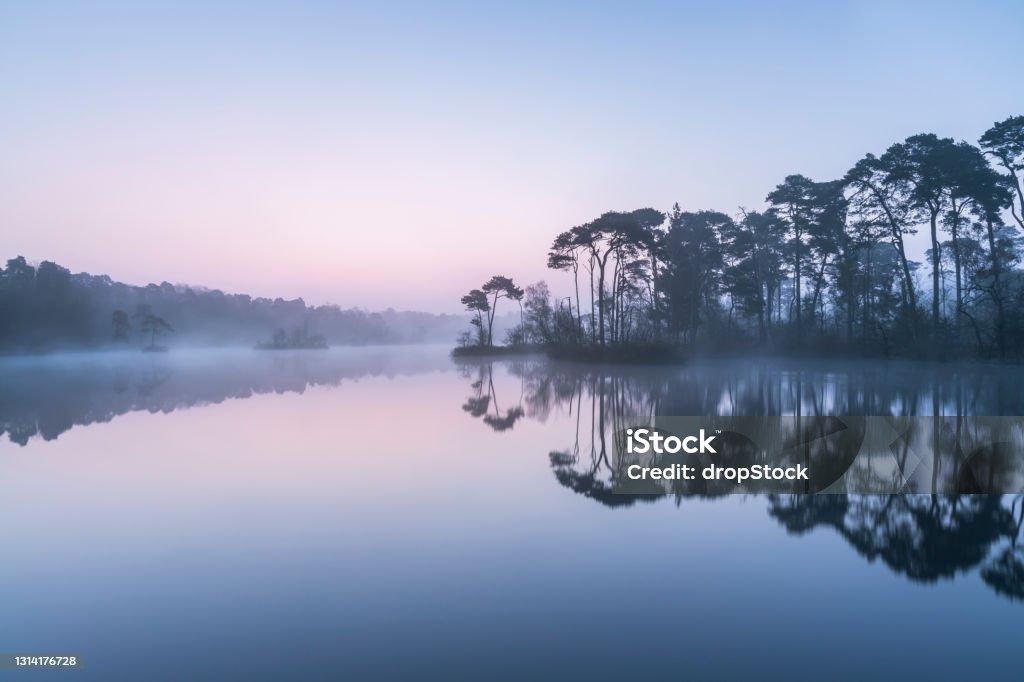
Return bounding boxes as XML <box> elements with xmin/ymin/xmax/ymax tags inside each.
<box><xmin>461</xmin><ymin>116</ymin><xmax>1024</xmax><ymax>361</ymax></box>
<box><xmin>0</xmin><ymin>259</ymin><xmax>472</xmax><ymax>353</ymax></box>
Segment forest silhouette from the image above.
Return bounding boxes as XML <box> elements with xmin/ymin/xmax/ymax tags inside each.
<box><xmin>462</xmin><ymin>115</ymin><xmax>1024</xmax><ymax>360</ymax></box>
<box><xmin>0</xmin><ymin>257</ymin><xmax>468</xmax><ymax>352</ymax></box>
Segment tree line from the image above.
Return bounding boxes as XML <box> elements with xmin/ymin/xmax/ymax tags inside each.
<box><xmin>462</xmin><ymin>115</ymin><xmax>1024</xmax><ymax>359</ymax></box>
<box><xmin>0</xmin><ymin>257</ymin><xmax>468</xmax><ymax>352</ymax></box>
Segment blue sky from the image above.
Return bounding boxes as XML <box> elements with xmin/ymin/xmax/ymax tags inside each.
<box><xmin>2</xmin><ymin>1</ymin><xmax>1021</xmax><ymax>311</ymax></box>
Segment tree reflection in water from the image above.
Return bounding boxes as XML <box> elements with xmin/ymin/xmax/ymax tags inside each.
<box><xmin>460</xmin><ymin>363</ymin><xmax>524</xmax><ymax>432</ymax></box>
<box><xmin>0</xmin><ymin>348</ymin><xmax>453</xmax><ymax>445</ymax></box>
<box><xmin>770</xmin><ymin>494</ymin><xmax>1024</xmax><ymax>600</ymax></box>
<box><xmin>456</xmin><ymin>357</ymin><xmax>1024</xmax><ymax>602</ymax></box>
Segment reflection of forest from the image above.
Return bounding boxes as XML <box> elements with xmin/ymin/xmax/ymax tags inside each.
<box><xmin>0</xmin><ymin>348</ymin><xmax>450</xmax><ymax>445</ymax></box>
<box><xmin>457</xmin><ymin>357</ymin><xmax>1024</xmax><ymax>602</ymax></box>
<box><xmin>770</xmin><ymin>495</ymin><xmax>1024</xmax><ymax>601</ymax></box>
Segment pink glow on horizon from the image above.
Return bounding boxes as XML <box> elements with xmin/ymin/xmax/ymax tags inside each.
<box><xmin>3</xmin><ymin>2</ymin><xmax>1020</xmax><ymax>312</ymax></box>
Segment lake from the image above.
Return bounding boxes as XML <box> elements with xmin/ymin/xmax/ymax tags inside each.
<box><xmin>1</xmin><ymin>347</ymin><xmax>1021</xmax><ymax>681</ymax></box>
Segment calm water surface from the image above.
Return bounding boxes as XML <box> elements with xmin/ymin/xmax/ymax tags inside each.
<box><xmin>1</xmin><ymin>347</ymin><xmax>1021</xmax><ymax>681</ymax></box>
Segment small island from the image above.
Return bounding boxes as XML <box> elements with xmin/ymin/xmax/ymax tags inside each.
<box><xmin>109</xmin><ymin>305</ymin><xmax>174</xmax><ymax>352</ymax></box>
<box><xmin>452</xmin><ymin>274</ymin><xmax>685</xmax><ymax>363</ymax></box>
<box><xmin>256</xmin><ymin>326</ymin><xmax>328</xmax><ymax>350</ymax></box>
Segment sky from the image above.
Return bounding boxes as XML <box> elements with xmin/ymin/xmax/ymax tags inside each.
<box><xmin>2</xmin><ymin>0</ymin><xmax>1022</xmax><ymax>312</ymax></box>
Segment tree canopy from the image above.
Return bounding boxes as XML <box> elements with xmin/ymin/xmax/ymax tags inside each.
<box><xmin>464</xmin><ymin>113</ymin><xmax>1024</xmax><ymax>360</ymax></box>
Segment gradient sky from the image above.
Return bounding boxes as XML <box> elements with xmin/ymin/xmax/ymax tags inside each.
<box><xmin>2</xmin><ymin>1</ymin><xmax>1022</xmax><ymax>312</ymax></box>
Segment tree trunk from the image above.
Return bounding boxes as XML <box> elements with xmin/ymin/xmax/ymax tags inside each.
<box><xmin>487</xmin><ymin>292</ymin><xmax>500</xmax><ymax>347</ymax></box>
<box><xmin>810</xmin><ymin>254</ymin><xmax>830</xmax><ymax>330</ymax></box>
<box><xmin>863</xmin><ymin>179</ymin><xmax>917</xmax><ymax>313</ymax></box>
<box><xmin>929</xmin><ymin>208</ymin><xmax>941</xmax><ymax>334</ymax></box>
<box><xmin>610</xmin><ymin>254</ymin><xmax>620</xmax><ymax>344</ymax></box>
<box><xmin>588</xmin><ymin>259</ymin><xmax>596</xmax><ymax>344</ymax></box>
<box><xmin>949</xmin><ymin>201</ymin><xmax>964</xmax><ymax>341</ymax></box>
<box><xmin>573</xmin><ymin>262</ymin><xmax>582</xmax><ymax>344</ymax></box>
<box><xmin>985</xmin><ymin>217</ymin><xmax>1006</xmax><ymax>358</ymax></box>
<box><xmin>596</xmin><ymin>250</ymin><xmax>610</xmax><ymax>347</ymax></box>
<box><xmin>650</xmin><ymin>251</ymin><xmax>660</xmax><ymax>336</ymax></box>
<box><xmin>794</xmin><ymin>230</ymin><xmax>802</xmax><ymax>337</ymax></box>
<box><xmin>517</xmin><ymin>300</ymin><xmax>524</xmax><ymax>343</ymax></box>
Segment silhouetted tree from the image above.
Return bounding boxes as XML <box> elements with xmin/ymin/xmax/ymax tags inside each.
<box><xmin>111</xmin><ymin>310</ymin><xmax>131</xmax><ymax>342</ymax></box>
<box><xmin>133</xmin><ymin>305</ymin><xmax>173</xmax><ymax>349</ymax></box>
<box><xmin>883</xmin><ymin>134</ymin><xmax>966</xmax><ymax>334</ymax></box>
<box><xmin>663</xmin><ymin>208</ymin><xmax>726</xmax><ymax>343</ymax></box>
<box><xmin>980</xmin><ymin>115</ymin><xmax>1024</xmax><ymax>230</ymax></box>
<box><xmin>768</xmin><ymin>175</ymin><xmax>844</xmax><ymax>337</ymax></box>
<box><xmin>460</xmin><ymin>289</ymin><xmax>489</xmax><ymax>346</ymax></box>
<box><xmin>844</xmin><ymin>153</ymin><xmax>920</xmax><ymax>320</ymax></box>
<box><xmin>547</xmin><ymin>230</ymin><xmax>584</xmax><ymax>341</ymax></box>
<box><xmin>481</xmin><ymin>276</ymin><xmax>523</xmax><ymax>347</ymax></box>
<box><xmin>517</xmin><ymin>281</ymin><xmax>554</xmax><ymax>344</ymax></box>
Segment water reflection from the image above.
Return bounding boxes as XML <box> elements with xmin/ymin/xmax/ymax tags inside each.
<box><xmin>2</xmin><ymin>350</ymin><xmax>1021</xmax><ymax>604</ymax></box>
<box><xmin>770</xmin><ymin>495</ymin><xmax>1024</xmax><ymax>600</ymax></box>
<box><xmin>0</xmin><ymin>347</ymin><xmax>450</xmax><ymax>445</ymax></box>
<box><xmin>461</xmin><ymin>363</ymin><xmax>525</xmax><ymax>431</ymax></box>
<box><xmin>456</xmin><ymin>356</ymin><xmax>1024</xmax><ymax>602</ymax></box>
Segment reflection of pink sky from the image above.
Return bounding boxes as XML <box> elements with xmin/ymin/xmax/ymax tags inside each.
<box><xmin>1</xmin><ymin>374</ymin><xmax>496</xmax><ymax>499</ymax></box>
<box><xmin>0</xmin><ymin>364</ymin><xmax>755</xmax><ymax>539</ymax></box>
<box><xmin>0</xmin><ymin>353</ymin><xmax>804</xmax><ymax>645</ymax></box>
